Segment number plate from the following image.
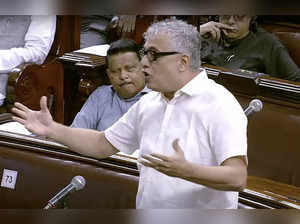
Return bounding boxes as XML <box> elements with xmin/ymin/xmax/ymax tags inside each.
<box><xmin>1</xmin><ymin>169</ymin><xmax>18</xmax><ymax>189</ymax></box>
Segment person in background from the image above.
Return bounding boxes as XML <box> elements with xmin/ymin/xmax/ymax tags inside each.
<box><xmin>200</xmin><ymin>15</ymin><xmax>300</xmax><ymax>82</ymax></box>
<box><xmin>71</xmin><ymin>39</ymin><xmax>150</xmax><ymax>131</ymax></box>
<box><xmin>80</xmin><ymin>15</ymin><xmax>114</xmax><ymax>48</ymax></box>
<box><xmin>0</xmin><ymin>15</ymin><xmax>56</xmax><ymax>107</ymax></box>
<box><xmin>80</xmin><ymin>15</ymin><xmax>137</xmax><ymax>48</ymax></box>
<box><xmin>12</xmin><ymin>18</ymin><xmax>247</xmax><ymax>209</ymax></box>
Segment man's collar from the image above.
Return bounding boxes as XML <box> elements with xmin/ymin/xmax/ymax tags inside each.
<box><xmin>140</xmin><ymin>86</ymin><xmax>152</xmax><ymax>94</ymax></box>
<box><xmin>179</xmin><ymin>69</ymin><xmax>209</xmax><ymax>96</ymax></box>
<box><xmin>110</xmin><ymin>85</ymin><xmax>151</xmax><ymax>101</ymax></box>
<box><xmin>158</xmin><ymin>69</ymin><xmax>209</xmax><ymax>101</ymax></box>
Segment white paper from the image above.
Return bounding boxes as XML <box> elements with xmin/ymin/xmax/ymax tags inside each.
<box><xmin>0</xmin><ymin>121</ymin><xmax>32</xmax><ymax>135</ymax></box>
<box><xmin>118</xmin><ymin>150</ymin><xmax>139</xmax><ymax>159</ymax></box>
<box><xmin>74</xmin><ymin>44</ymin><xmax>110</xmax><ymax>56</ymax></box>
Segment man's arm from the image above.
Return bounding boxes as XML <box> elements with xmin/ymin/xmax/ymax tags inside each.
<box><xmin>49</xmin><ymin>122</ymin><xmax>119</xmax><ymax>159</ymax></box>
<box><xmin>179</xmin><ymin>156</ymin><xmax>247</xmax><ymax>191</ymax></box>
<box><xmin>268</xmin><ymin>44</ymin><xmax>300</xmax><ymax>82</ymax></box>
<box><xmin>140</xmin><ymin>139</ymin><xmax>247</xmax><ymax>191</ymax></box>
<box><xmin>0</xmin><ymin>15</ymin><xmax>56</xmax><ymax>72</ymax></box>
<box><xmin>12</xmin><ymin>96</ymin><xmax>119</xmax><ymax>159</ymax></box>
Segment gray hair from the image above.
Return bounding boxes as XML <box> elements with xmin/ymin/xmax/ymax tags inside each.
<box><xmin>144</xmin><ymin>18</ymin><xmax>201</xmax><ymax>71</ymax></box>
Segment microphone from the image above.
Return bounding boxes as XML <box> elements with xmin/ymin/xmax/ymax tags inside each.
<box><xmin>244</xmin><ymin>99</ymin><xmax>263</xmax><ymax>117</ymax></box>
<box><xmin>44</xmin><ymin>175</ymin><xmax>86</xmax><ymax>209</ymax></box>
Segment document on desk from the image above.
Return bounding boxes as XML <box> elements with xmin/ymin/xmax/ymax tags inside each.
<box><xmin>74</xmin><ymin>44</ymin><xmax>110</xmax><ymax>56</ymax></box>
<box><xmin>0</xmin><ymin>121</ymin><xmax>32</xmax><ymax>135</ymax></box>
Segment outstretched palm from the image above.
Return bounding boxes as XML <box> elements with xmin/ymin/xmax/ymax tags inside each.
<box><xmin>11</xmin><ymin>96</ymin><xmax>53</xmax><ymax>136</ymax></box>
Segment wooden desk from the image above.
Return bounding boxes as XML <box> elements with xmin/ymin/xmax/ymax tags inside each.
<box><xmin>203</xmin><ymin>65</ymin><xmax>300</xmax><ymax>208</ymax></box>
<box><xmin>0</xmin><ymin>130</ymin><xmax>138</xmax><ymax>209</ymax></box>
<box><xmin>1</xmin><ymin>128</ymin><xmax>299</xmax><ymax>209</ymax></box>
<box><xmin>205</xmin><ymin>64</ymin><xmax>300</xmax><ymax>187</ymax></box>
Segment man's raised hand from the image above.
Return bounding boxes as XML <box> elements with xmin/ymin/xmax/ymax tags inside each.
<box><xmin>200</xmin><ymin>21</ymin><xmax>234</xmax><ymax>42</ymax></box>
<box><xmin>11</xmin><ymin>96</ymin><xmax>54</xmax><ymax>136</ymax></box>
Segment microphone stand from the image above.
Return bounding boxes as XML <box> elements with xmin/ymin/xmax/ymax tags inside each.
<box><xmin>56</xmin><ymin>194</ymin><xmax>70</xmax><ymax>209</ymax></box>
<box><xmin>43</xmin><ymin>176</ymin><xmax>86</xmax><ymax>209</ymax></box>
<box><xmin>44</xmin><ymin>192</ymin><xmax>71</xmax><ymax>209</ymax></box>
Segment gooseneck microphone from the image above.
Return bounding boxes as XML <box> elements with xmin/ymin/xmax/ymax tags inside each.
<box><xmin>44</xmin><ymin>175</ymin><xmax>86</xmax><ymax>209</ymax></box>
<box><xmin>244</xmin><ymin>99</ymin><xmax>263</xmax><ymax>117</ymax></box>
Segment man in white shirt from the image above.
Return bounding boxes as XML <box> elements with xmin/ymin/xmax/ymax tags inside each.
<box><xmin>0</xmin><ymin>15</ymin><xmax>56</xmax><ymax>106</ymax></box>
<box><xmin>11</xmin><ymin>18</ymin><xmax>248</xmax><ymax>209</ymax></box>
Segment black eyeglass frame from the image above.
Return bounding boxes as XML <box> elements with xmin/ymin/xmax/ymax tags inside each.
<box><xmin>139</xmin><ymin>48</ymin><xmax>180</xmax><ymax>62</ymax></box>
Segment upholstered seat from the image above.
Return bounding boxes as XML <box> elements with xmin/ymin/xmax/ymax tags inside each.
<box><xmin>261</xmin><ymin>22</ymin><xmax>300</xmax><ymax>67</ymax></box>
<box><xmin>274</xmin><ymin>31</ymin><xmax>300</xmax><ymax>67</ymax></box>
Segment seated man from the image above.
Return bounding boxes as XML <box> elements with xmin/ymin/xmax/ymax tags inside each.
<box><xmin>0</xmin><ymin>15</ymin><xmax>56</xmax><ymax>107</ymax></box>
<box><xmin>80</xmin><ymin>15</ymin><xmax>115</xmax><ymax>48</ymax></box>
<box><xmin>200</xmin><ymin>15</ymin><xmax>300</xmax><ymax>82</ymax></box>
<box><xmin>71</xmin><ymin>39</ymin><xmax>150</xmax><ymax>131</ymax></box>
<box><xmin>80</xmin><ymin>15</ymin><xmax>137</xmax><ymax>48</ymax></box>
<box><xmin>0</xmin><ymin>39</ymin><xmax>147</xmax><ymax>137</ymax></box>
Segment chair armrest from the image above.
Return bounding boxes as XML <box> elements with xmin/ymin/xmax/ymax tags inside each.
<box><xmin>5</xmin><ymin>60</ymin><xmax>64</xmax><ymax>123</ymax></box>
<box><xmin>8</xmin><ymin>63</ymin><xmax>34</xmax><ymax>88</ymax></box>
<box><xmin>0</xmin><ymin>63</ymin><xmax>36</xmax><ymax>114</ymax></box>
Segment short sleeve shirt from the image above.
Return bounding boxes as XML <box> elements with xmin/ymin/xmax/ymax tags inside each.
<box><xmin>105</xmin><ymin>70</ymin><xmax>248</xmax><ymax>208</ymax></box>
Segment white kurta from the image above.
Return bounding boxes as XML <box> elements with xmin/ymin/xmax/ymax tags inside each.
<box><xmin>0</xmin><ymin>15</ymin><xmax>56</xmax><ymax>72</ymax></box>
<box><xmin>0</xmin><ymin>15</ymin><xmax>56</xmax><ymax>104</ymax></box>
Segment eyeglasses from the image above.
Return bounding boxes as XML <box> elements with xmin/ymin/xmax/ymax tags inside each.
<box><xmin>139</xmin><ymin>48</ymin><xmax>180</xmax><ymax>62</ymax></box>
<box><xmin>219</xmin><ymin>15</ymin><xmax>247</xmax><ymax>21</ymax></box>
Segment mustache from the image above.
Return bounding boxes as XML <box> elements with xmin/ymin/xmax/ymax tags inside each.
<box><xmin>119</xmin><ymin>82</ymin><xmax>132</xmax><ymax>86</ymax></box>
